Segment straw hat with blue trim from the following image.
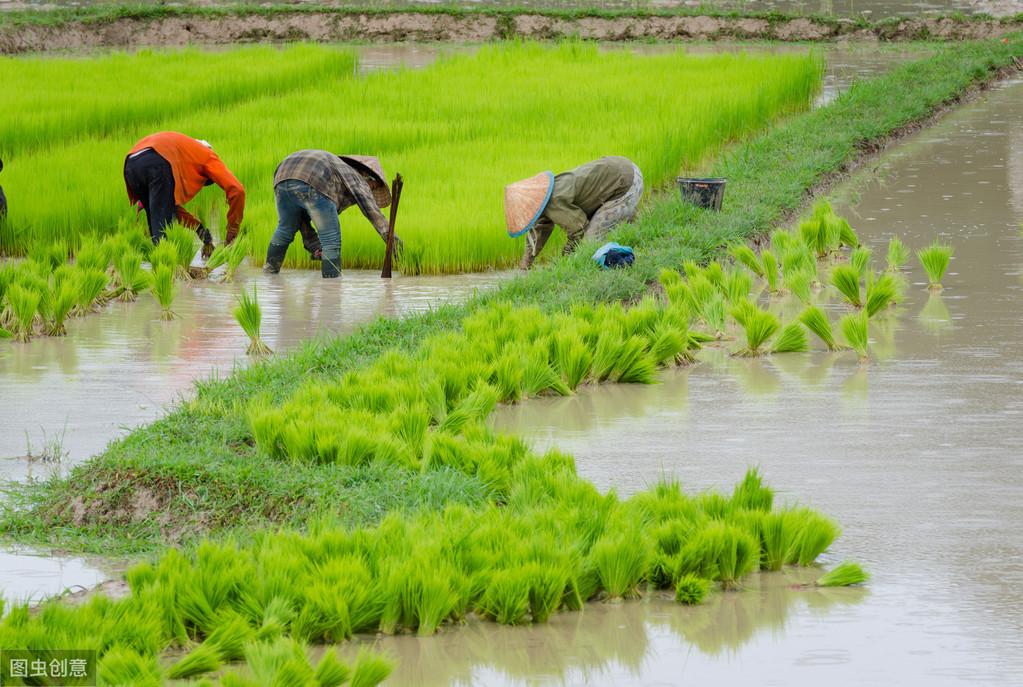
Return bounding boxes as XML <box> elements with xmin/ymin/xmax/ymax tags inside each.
<box><xmin>504</xmin><ymin>171</ymin><xmax>554</xmax><ymax>237</ymax></box>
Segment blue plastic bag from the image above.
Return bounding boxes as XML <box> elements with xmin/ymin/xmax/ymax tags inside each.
<box><xmin>592</xmin><ymin>242</ymin><xmax>635</xmax><ymax>269</ymax></box>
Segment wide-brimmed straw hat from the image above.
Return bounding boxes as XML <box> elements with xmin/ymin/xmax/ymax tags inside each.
<box><xmin>504</xmin><ymin>171</ymin><xmax>554</xmax><ymax>238</ymax></box>
<box><xmin>340</xmin><ymin>155</ymin><xmax>391</xmax><ymax>208</ymax></box>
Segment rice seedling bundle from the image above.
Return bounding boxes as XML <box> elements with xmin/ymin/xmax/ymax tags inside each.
<box><xmin>674</xmin><ymin>575</ymin><xmax>712</xmax><ymax>605</ymax></box>
<box><xmin>147</xmin><ymin>239</ymin><xmax>179</xmax><ymax>273</ymax></box>
<box><xmin>886</xmin><ymin>236</ymin><xmax>910</xmax><ymax>271</ymax></box>
<box><xmin>42</xmin><ymin>280</ymin><xmax>77</xmax><ymax>336</ymax></box>
<box><xmin>730</xmin><ymin>300</ymin><xmax>780</xmax><ymax>357</ymax></box>
<box><xmin>799</xmin><ymin>305</ymin><xmax>841</xmax><ymax>350</ymax></box>
<box><xmin>785</xmin><ymin>511</ymin><xmax>841</xmax><ymax>566</ymax></box>
<box><xmin>815</xmin><ymin>561</ymin><xmax>869</xmax><ymax>587</ymax></box>
<box><xmin>234</xmin><ymin>286</ymin><xmax>272</xmax><ymax>356</ymax></box>
<box><xmin>829</xmin><ymin>264</ymin><xmax>863</xmax><ymax>308</ymax></box>
<box><xmin>917</xmin><ymin>241</ymin><xmax>954</xmax><ymax>290</ymax></box>
<box><xmin>771</xmin><ymin>322</ymin><xmax>809</xmax><ymax>353</ymax></box>
<box><xmin>114</xmin><ymin>250</ymin><xmax>148</xmax><ymax>302</ymax></box>
<box><xmin>2</xmin><ymin>43</ymin><xmax>822</xmax><ymax>271</ymax></box>
<box><xmin>724</xmin><ymin>268</ymin><xmax>754</xmax><ymax>304</ymax></box>
<box><xmin>840</xmin><ymin>311</ymin><xmax>870</xmax><ymax>361</ymax></box>
<box><xmin>837</xmin><ymin>216</ymin><xmax>860</xmax><ymax>249</ymax></box>
<box><xmin>849</xmin><ymin>246</ymin><xmax>872</xmax><ymax>277</ymax></box>
<box><xmin>73</xmin><ymin>268</ymin><xmax>110</xmax><ymax>314</ymax></box>
<box><xmin>761</xmin><ymin>249</ymin><xmax>780</xmax><ymax>293</ymax></box>
<box><xmin>163</xmin><ymin>223</ymin><xmax>198</xmax><ymax>278</ymax></box>
<box><xmin>225</xmin><ymin>235</ymin><xmax>250</xmax><ymax>281</ymax></box>
<box><xmin>5</xmin><ymin>283</ymin><xmax>40</xmax><ymax>342</ymax></box>
<box><xmin>589</xmin><ymin>531</ymin><xmax>651</xmax><ymax>599</ymax></box>
<box><xmin>729</xmin><ymin>244</ymin><xmax>764</xmax><ymax>277</ymax></box>
<box><xmin>151</xmin><ymin>265</ymin><xmax>177</xmax><ymax>321</ymax></box>
<box><xmin>784</xmin><ymin>268</ymin><xmax>814</xmax><ymax>305</ymax></box>
<box><xmin>864</xmin><ymin>272</ymin><xmax>899</xmax><ymax>318</ymax></box>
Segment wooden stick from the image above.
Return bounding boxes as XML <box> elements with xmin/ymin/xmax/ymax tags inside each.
<box><xmin>381</xmin><ymin>173</ymin><xmax>403</xmax><ymax>279</ymax></box>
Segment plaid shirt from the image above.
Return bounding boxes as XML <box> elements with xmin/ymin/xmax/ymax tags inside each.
<box><xmin>274</xmin><ymin>150</ymin><xmax>389</xmax><ymax>239</ymax></box>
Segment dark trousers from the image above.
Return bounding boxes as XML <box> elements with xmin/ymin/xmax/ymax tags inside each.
<box><xmin>124</xmin><ymin>149</ymin><xmax>176</xmax><ymax>244</ymax></box>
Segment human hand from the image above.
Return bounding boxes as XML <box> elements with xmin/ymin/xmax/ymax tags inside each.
<box><xmin>202</xmin><ymin>241</ymin><xmax>215</xmax><ymax>259</ymax></box>
<box><xmin>225</xmin><ymin>224</ymin><xmax>240</xmax><ymax>246</ymax></box>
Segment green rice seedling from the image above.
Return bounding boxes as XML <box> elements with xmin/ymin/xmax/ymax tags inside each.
<box><xmin>840</xmin><ymin>311</ymin><xmax>869</xmax><ymax>361</ymax></box>
<box><xmin>731</xmin><ymin>301</ymin><xmax>780</xmax><ymax>357</ymax></box>
<box><xmin>234</xmin><ymin>286</ymin><xmax>272</xmax><ymax>356</ymax></box>
<box><xmin>786</xmin><ymin>511</ymin><xmax>841</xmax><ymax>566</ymax></box>
<box><xmin>554</xmin><ymin>333</ymin><xmax>592</xmax><ymax>390</ymax></box>
<box><xmin>42</xmin><ymin>280</ymin><xmax>77</xmax><ymax>336</ymax></box>
<box><xmin>151</xmin><ymin>265</ymin><xmax>177</xmax><ymax>320</ymax></box>
<box><xmin>864</xmin><ymin>272</ymin><xmax>898</xmax><ymax>318</ymax></box>
<box><xmin>478</xmin><ymin>568</ymin><xmax>532</xmax><ymax>625</ymax></box>
<box><xmin>314</xmin><ymin>651</ymin><xmax>352</xmax><ymax>687</ymax></box>
<box><xmin>730</xmin><ymin>467</ymin><xmax>774</xmax><ymax>511</ymax></box>
<box><xmin>704</xmin><ymin>261</ymin><xmax>726</xmax><ymax>288</ymax></box>
<box><xmin>917</xmin><ymin>241</ymin><xmax>954</xmax><ymax>290</ymax></box>
<box><xmin>97</xmin><ymin>646</ymin><xmax>162</xmax><ymax>687</ymax></box>
<box><xmin>771</xmin><ymin>322</ymin><xmax>809</xmax><ymax>353</ymax></box>
<box><xmin>702</xmin><ymin>292</ymin><xmax>727</xmax><ymax>338</ymax></box>
<box><xmin>73</xmin><ymin>268</ymin><xmax>110</xmax><ymax>313</ymax></box>
<box><xmin>837</xmin><ymin>217</ymin><xmax>860</xmax><ymax>249</ymax></box>
<box><xmin>815</xmin><ymin>561</ymin><xmax>869</xmax><ymax>587</ymax></box>
<box><xmin>73</xmin><ymin>240</ymin><xmax>111</xmax><ymax>272</ymax></box>
<box><xmin>349</xmin><ymin>648</ymin><xmax>394</xmax><ymax>687</ymax></box>
<box><xmin>761</xmin><ymin>249</ymin><xmax>780</xmax><ymax>293</ymax></box>
<box><xmin>225</xmin><ymin>236</ymin><xmax>249</xmax><ymax>281</ymax></box>
<box><xmin>784</xmin><ymin>268</ymin><xmax>814</xmax><ymax>305</ymax></box>
<box><xmin>28</xmin><ymin>240</ymin><xmax>68</xmax><ymax>270</ymax></box>
<box><xmin>770</xmin><ymin>229</ymin><xmax>795</xmax><ymax>255</ymax></box>
<box><xmin>658</xmin><ymin>267</ymin><xmax>683</xmax><ymax>291</ymax></box>
<box><xmin>526</xmin><ymin>563</ymin><xmax>570</xmax><ymax>624</ymax></box>
<box><xmin>849</xmin><ymin>246</ymin><xmax>872</xmax><ymax>277</ymax></box>
<box><xmin>729</xmin><ymin>244</ymin><xmax>764</xmax><ymax>277</ymax></box>
<box><xmin>147</xmin><ymin>240</ymin><xmax>178</xmax><ymax>276</ymax></box>
<box><xmin>648</xmin><ymin>322</ymin><xmax>687</xmax><ymax>367</ymax></box>
<box><xmin>758</xmin><ymin>511</ymin><xmax>793</xmax><ymax>571</ymax></box>
<box><xmin>675</xmin><ymin>522</ymin><xmax>759</xmax><ymax>590</ymax></box>
<box><xmin>830</xmin><ymin>264</ymin><xmax>862</xmax><ymax>308</ymax></box>
<box><xmin>114</xmin><ymin>250</ymin><xmax>149</xmax><ymax>302</ymax></box>
<box><xmin>5</xmin><ymin>284</ymin><xmax>40</xmax><ymax>342</ymax></box>
<box><xmin>589</xmin><ymin>531</ymin><xmax>650</xmax><ymax>599</ymax></box>
<box><xmin>886</xmin><ymin>236</ymin><xmax>910</xmax><ymax>271</ymax></box>
<box><xmin>164</xmin><ymin>224</ymin><xmax>198</xmax><ymax>279</ymax></box>
<box><xmin>799</xmin><ymin>306</ymin><xmax>841</xmax><ymax>351</ymax></box>
<box><xmin>611</xmin><ymin>336</ymin><xmax>657</xmax><ymax>384</ymax></box>
<box><xmin>0</xmin><ymin>327</ymin><xmax>11</xmax><ymax>339</ymax></box>
<box><xmin>674</xmin><ymin>575</ymin><xmax>712</xmax><ymax>605</ymax></box>
<box><xmin>167</xmin><ymin>641</ymin><xmax>222</xmax><ymax>680</ymax></box>
<box><xmin>724</xmin><ymin>269</ymin><xmax>753</xmax><ymax>304</ymax></box>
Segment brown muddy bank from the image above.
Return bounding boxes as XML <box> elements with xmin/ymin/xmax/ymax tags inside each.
<box><xmin>1</xmin><ymin>10</ymin><xmax>1021</xmax><ymax>54</ymax></box>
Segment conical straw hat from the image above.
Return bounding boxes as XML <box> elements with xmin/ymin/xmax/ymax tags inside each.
<box><xmin>504</xmin><ymin>171</ymin><xmax>554</xmax><ymax>237</ymax></box>
<box><xmin>339</xmin><ymin>155</ymin><xmax>391</xmax><ymax>208</ymax></box>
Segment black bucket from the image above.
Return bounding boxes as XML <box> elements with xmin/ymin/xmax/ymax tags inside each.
<box><xmin>677</xmin><ymin>177</ymin><xmax>726</xmax><ymax>211</ymax></box>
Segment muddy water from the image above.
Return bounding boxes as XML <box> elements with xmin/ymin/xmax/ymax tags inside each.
<box><xmin>483</xmin><ymin>77</ymin><xmax>1023</xmax><ymax>684</ymax></box>
<box><xmin>0</xmin><ymin>550</ymin><xmax>109</xmax><ymax>604</ymax></box>
<box><xmin>0</xmin><ymin>269</ymin><xmax>510</xmax><ymax>481</ymax></box>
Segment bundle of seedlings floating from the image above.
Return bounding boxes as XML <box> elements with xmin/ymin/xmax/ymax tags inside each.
<box><xmin>42</xmin><ymin>280</ymin><xmax>77</xmax><ymax>336</ymax></box>
<box><xmin>730</xmin><ymin>300</ymin><xmax>780</xmax><ymax>357</ymax></box>
<box><xmin>814</xmin><ymin>561</ymin><xmax>869</xmax><ymax>587</ymax></box>
<box><xmin>772</xmin><ymin>321</ymin><xmax>809</xmax><ymax>353</ymax></box>
<box><xmin>917</xmin><ymin>241</ymin><xmax>954</xmax><ymax>291</ymax></box>
<box><xmin>864</xmin><ymin>272</ymin><xmax>899</xmax><ymax>318</ymax></box>
<box><xmin>829</xmin><ymin>264</ymin><xmax>863</xmax><ymax>308</ymax></box>
<box><xmin>799</xmin><ymin>306</ymin><xmax>843</xmax><ymax>351</ymax></box>
<box><xmin>886</xmin><ymin>237</ymin><xmax>910</xmax><ymax>271</ymax></box>
<box><xmin>840</xmin><ymin>312</ymin><xmax>870</xmax><ymax>362</ymax></box>
<box><xmin>150</xmin><ymin>265</ymin><xmax>177</xmax><ymax>321</ymax></box>
<box><xmin>113</xmin><ymin>250</ymin><xmax>149</xmax><ymax>302</ymax></box>
<box><xmin>5</xmin><ymin>284</ymin><xmax>41</xmax><ymax>343</ymax></box>
<box><xmin>234</xmin><ymin>286</ymin><xmax>272</xmax><ymax>356</ymax></box>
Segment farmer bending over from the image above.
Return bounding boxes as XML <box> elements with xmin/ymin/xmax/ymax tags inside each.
<box><xmin>505</xmin><ymin>156</ymin><xmax>643</xmax><ymax>270</ymax></box>
<box><xmin>264</xmin><ymin>151</ymin><xmax>396</xmax><ymax>279</ymax></box>
<box><xmin>124</xmin><ymin>132</ymin><xmax>245</xmax><ymax>258</ymax></box>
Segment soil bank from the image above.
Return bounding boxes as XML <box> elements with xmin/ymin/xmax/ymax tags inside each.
<box><xmin>1</xmin><ymin>8</ymin><xmax>1022</xmax><ymax>54</ymax></box>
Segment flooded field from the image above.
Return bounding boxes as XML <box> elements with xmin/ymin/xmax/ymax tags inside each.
<box><xmin>484</xmin><ymin>77</ymin><xmax>1023</xmax><ymax>684</ymax></box>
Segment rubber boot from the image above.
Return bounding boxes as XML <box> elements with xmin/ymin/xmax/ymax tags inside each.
<box><xmin>263</xmin><ymin>241</ymin><xmax>289</xmax><ymax>274</ymax></box>
<box><xmin>321</xmin><ymin>250</ymin><xmax>341</xmax><ymax>279</ymax></box>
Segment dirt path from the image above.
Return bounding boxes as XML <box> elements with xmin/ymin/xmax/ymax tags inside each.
<box><xmin>1</xmin><ymin>10</ymin><xmax>1020</xmax><ymax>54</ymax></box>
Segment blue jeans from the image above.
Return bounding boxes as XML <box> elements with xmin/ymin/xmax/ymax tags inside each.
<box><xmin>271</xmin><ymin>179</ymin><xmax>341</xmax><ymax>265</ymax></box>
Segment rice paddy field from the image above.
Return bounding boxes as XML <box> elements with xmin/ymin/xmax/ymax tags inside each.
<box><xmin>1</xmin><ymin>29</ymin><xmax>1022</xmax><ymax>687</ymax></box>
<box><xmin>0</xmin><ymin>41</ymin><xmax>823</xmax><ymax>273</ymax></box>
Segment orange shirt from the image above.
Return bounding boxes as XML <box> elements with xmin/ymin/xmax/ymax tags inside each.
<box><xmin>126</xmin><ymin>132</ymin><xmax>245</xmax><ymax>227</ymax></box>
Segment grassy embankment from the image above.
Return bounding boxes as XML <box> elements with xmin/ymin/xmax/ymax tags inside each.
<box><xmin>4</xmin><ymin>37</ymin><xmax>1020</xmax><ymax>557</ymax></box>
